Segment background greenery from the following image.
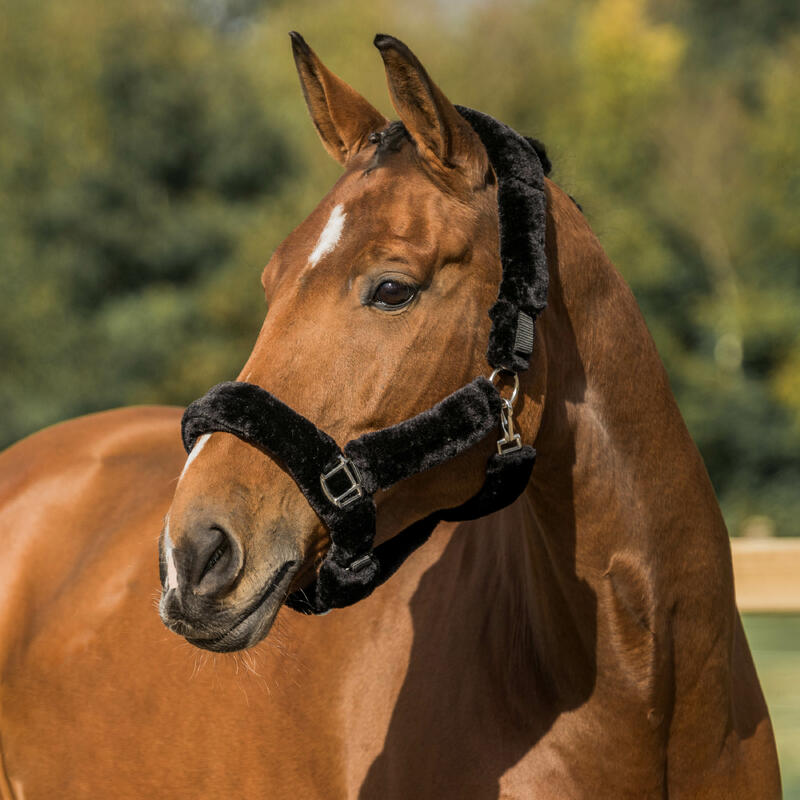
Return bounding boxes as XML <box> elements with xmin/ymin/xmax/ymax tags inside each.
<box><xmin>743</xmin><ymin>614</ymin><xmax>800</xmax><ymax>795</ymax></box>
<box><xmin>2</xmin><ymin>0</ymin><xmax>798</xmax><ymax>539</ymax></box>
<box><xmin>1</xmin><ymin>0</ymin><xmax>798</xmax><ymax>790</ymax></box>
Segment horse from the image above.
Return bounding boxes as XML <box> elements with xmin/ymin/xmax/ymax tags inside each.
<box><xmin>0</xmin><ymin>33</ymin><xmax>781</xmax><ymax>799</ymax></box>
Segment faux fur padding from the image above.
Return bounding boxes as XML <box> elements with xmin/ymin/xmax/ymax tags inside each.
<box><xmin>440</xmin><ymin>446</ymin><xmax>537</xmax><ymax>523</ymax></box>
<box><xmin>183</xmin><ymin>378</ymin><xmax>500</xmax><ymax>517</ymax></box>
<box><xmin>182</xmin><ymin>381</ymin><xmax>375</xmax><ymax>549</ymax></box>
<box><xmin>456</xmin><ymin>106</ymin><xmax>549</xmax><ymax>373</ymax></box>
<box><xmin>345</xmin><ymin>377</ymin><xmax>501</xmax><ymax>493</ymax></box>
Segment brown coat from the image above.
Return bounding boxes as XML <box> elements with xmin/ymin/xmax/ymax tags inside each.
<box><xmin>0</xmin><ymin>34</ymin><xmax>780</xmax><ymax>799</ymax></box>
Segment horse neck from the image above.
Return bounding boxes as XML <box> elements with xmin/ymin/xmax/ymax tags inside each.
<box><xmin>479</xmin><ymin>183</ymin><xmax>736</xmax><ymax>721</ymax></box>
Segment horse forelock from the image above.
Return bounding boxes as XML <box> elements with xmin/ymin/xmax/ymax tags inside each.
<box><xmin>364</xmin><ymin>120</ymin><xmax>412</xmax><ymax>172</ymax></box>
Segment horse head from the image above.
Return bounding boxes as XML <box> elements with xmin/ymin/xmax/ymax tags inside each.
<box><xmin>159</xmin><ymin>34</ymin><xmax>546</xmax><ymax>651</ymax></box>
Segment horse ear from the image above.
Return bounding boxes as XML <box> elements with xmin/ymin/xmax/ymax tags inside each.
<box><xmin>290</xmin><ymin>32</ymin><xmax>388</xmax><ymax>166</ymax></box>
<box><xmin>373</xmin><ymin>34</ymin><xmax>487</xmax><ymax>185</ymax></box>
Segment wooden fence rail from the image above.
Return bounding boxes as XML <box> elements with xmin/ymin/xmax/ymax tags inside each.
<box><xmin>731</xmin><ymin>537</ymin><xmax>800</xmax><ymax>613</ymax></box>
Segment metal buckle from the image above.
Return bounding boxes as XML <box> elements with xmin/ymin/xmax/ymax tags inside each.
<box><xmin>490</xmin><ymin>368</ymin><xmax>523</xmax><ymax>455</ymax></box>
<box><xmin>320</xmin><ymin>456</ymin><xmax>364</xmax><ymax>509</ymax></box>
<box><xmin>489</xmin><ymin>367</ymin><xmax>520</xmax><ymax>405</ymax></box>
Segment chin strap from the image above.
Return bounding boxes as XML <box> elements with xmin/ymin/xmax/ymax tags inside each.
<box><xmin>180</xmin><ymin>107</ymin><xmax>548</xmax><ymax>614</ymax></box>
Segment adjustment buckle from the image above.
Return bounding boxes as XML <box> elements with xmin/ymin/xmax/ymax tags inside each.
<box><xmin>498</xmin><ymin>439</ymin><xmax>522</xmax><ymax>455</ymax></box>
<box><xmin>320</xmin><ymin>456</ymin><xmax>364</xmax><ymax>509</ymax></box>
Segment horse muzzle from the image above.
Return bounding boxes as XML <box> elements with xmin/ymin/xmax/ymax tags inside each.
<box><xmin>158</xmin><ymin>518</ymin><xmax>300</xmax><ymax>651</ymax></box>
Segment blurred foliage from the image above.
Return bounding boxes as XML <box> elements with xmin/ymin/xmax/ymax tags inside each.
<box><xmin>0</xmin><ymin>0</ymin><xmax>798</xmax><ymax>537</ymax></box>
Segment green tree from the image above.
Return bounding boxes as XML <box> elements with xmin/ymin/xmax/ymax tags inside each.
<box><xmin>0</xmin><ymin>0</ymin><xmax>293</xmax><ymax>444</ymax></box>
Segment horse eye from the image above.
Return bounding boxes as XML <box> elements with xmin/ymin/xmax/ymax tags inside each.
<box><xmin>371</xmin><ymin>279</ymin><xmax>416</xmax><ymax>309</ymax></box>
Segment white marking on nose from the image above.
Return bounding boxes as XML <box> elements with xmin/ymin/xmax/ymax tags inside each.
<box><xmin>308</xmin><ymin>203</ymin><xmax>346</xmax><ymax>267</ymax></box>
<box><xmin>179</xmin><ymin>433</ymin><xmax>211</xmax><ymax>482</ymax></box>
<box><xmin>164</xmin><ymin>519</ymin><xmax>179</xmax><ymax>591</ymax></box>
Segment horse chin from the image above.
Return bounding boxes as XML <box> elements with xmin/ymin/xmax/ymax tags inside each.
<box><xmin>174</xmin><ymin>559</ymin><xmax>299</xmax><ymax>653</ymax></box>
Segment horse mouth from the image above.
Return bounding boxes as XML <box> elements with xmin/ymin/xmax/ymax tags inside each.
<box><xmin>186</xmin><ymin>560</ymin><xmax>297</xmax><ymax>652</ymax></box>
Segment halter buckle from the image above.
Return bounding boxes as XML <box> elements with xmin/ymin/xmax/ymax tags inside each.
<box><xmin>320</xmin><ymin>456</ymin><xmax>364</xmax><ymax>509</ymax></box>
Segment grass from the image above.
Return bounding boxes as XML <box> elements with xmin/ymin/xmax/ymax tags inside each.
<box><xmin>742</xmin><ymin>614</ymin><xmax>800</xmax><ymax>797</ymax></box>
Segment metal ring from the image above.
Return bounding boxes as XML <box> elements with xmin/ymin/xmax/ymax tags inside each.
<box><xmin>489</xmin><ymin>368</ymin><xmax>519</xmax><ymax>406</ymax></box>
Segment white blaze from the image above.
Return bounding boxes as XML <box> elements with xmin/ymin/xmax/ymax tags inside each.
<box><xmin>179</xmin><ymin>432</ymin><xmax>211</xmax><ymax>482</ymax></box>
<box><xmin>169</xmin><ymin>433</ymin><xmax>212</xmax><ymax>590</ymax></box>
<box><xmin>163</xmin><ymin>518</ymin><xmax>179</xmax><ymax>591</ymax></box>
<box><xmin>308</xmin><ymin>203</ymin><xmax>346</xmax><ymax>267</ymax></box>
<box><xmin>169</xmin><ymin>433</ymin><xmax>212</xmax><ymax>589</ymax></box>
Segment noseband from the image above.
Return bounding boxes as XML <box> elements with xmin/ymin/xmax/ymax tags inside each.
<box><xmin>181</xmin><ymin>108</ymin><xmax>549</xmax><ymax>614</ymax></box>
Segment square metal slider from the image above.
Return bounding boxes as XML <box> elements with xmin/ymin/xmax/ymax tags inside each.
<box><xmin>497</xmin><ymin>434</ymin><xmax>522</xmax><ymax>455</ymax></box>
<box><xmin>320</xmin><ymin>456</ymin><xmax>364</xmax><ymax>509</ymax></box>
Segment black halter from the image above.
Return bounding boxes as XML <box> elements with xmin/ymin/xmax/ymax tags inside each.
<box><xmin>181</xmin><ymin>108</ymin><xmax>549</xmax><ymax>614</ymax></box>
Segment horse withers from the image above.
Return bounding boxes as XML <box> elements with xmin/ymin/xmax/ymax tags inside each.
<box><xmin>0</xmin><ymin>34</ymin><xmax>780</xmax><ymax>799</ymax></box>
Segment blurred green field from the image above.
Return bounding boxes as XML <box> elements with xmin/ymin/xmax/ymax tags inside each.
<box><xmin>743</xmin><ymin>614</ymin><xmax>800</xmax><ymax>797</ymax></box>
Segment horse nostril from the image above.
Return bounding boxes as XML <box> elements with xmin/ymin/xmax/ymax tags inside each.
<box><xmin>201</xmin><ymin>535</ymin><xmax>229</xmax><ymax>581</ymax></box>
<box><xmin>181</xmin><ymin>523</ymin><xmax>243</xmax><ymax>599</ymax></box>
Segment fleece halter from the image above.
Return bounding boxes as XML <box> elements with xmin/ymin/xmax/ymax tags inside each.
<box><xmin>181</xmin><ymin>107</ymin><xmax>549</xmax><ymax>614</ymax></box>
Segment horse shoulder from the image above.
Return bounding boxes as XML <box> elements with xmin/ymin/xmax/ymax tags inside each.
<box><xmin>0</xmin><ymin>406</ymin><xmax>183</xmax><ymax>663</ymax></box>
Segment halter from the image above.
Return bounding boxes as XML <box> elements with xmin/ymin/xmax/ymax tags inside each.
<box><xmin>181</xmin><ymin>107</ymin><xmax>549</xmax><ymax>614</ymax></box>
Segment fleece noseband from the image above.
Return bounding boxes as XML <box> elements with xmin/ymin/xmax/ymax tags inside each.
<box><xmin>181</xmin><ymin>107</ymin><xmax>548</xmax><ymax>614</ymax></box>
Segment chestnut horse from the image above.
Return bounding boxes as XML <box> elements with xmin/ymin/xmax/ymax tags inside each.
<box><xmin>0</xmin><ymin>34</ymin><xmax>780</xmax><ymax>799</ymax></box>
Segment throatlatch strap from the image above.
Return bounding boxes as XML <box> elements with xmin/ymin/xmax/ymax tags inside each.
<box><xmin>332</xmin><ymin>444</ymin><xmax>538</xmax><ymax>606</ymax></box>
